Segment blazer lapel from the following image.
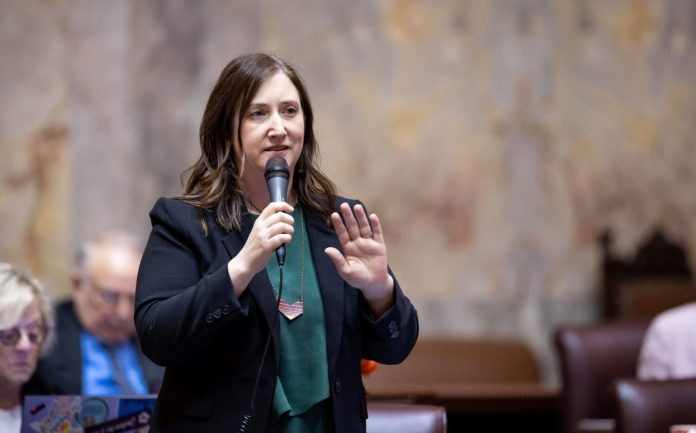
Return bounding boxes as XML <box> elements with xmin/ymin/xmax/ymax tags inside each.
<box><xmin>221</xmin><ymin>214</ymin><xmax>279</xmax><ymax>357</ymax></box>
<box><xmin>305</xmin><ymin>208</ymin><xmax>345</xmax><ymax>374</ymax></box>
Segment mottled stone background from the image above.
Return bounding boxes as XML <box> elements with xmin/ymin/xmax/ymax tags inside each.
<box><xmin>1</xmin><ymin>0</ymin><xmax>695</xmax><ymax>383</ymax></box>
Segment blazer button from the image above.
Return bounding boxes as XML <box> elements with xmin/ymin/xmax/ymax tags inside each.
<box><xmin>222</xmin><ymin>305</ymin><xmax>230</xmax><ymax>315</ymax></box>
<box><xmin>213</xmin><ymin>308</ymin><xmax>222</xmax><ymax>319</ymax></box>
<box><xmin>205</xmin><ymin>313</ymin><xmax>214</xmax><ymax>324</ymax></box>
<box><xmin>334</xmin><ymin>381</ymin><xmax>341</xmax><ymax>395</ymax></box>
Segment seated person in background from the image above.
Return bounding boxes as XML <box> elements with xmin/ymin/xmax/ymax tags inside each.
<box><xmin>0</xmin><ymin>263</ymin><xmax>54</xmax><ymax>433</ymax></box>
<box><xmin>26</xmin><ymin>231</ymin><xmax>163</xmax><ymax>396</ymax></box>
<box><xmin>637</xmin><ymin>301</ymin><xmax>696</xmax><ymax>380</ymax></box>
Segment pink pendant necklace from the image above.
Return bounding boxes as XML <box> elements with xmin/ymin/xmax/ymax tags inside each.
<box><xmin>278</xmin><ymin>297</ymin><xmax>304</xmax><ymax>321</ymax></box>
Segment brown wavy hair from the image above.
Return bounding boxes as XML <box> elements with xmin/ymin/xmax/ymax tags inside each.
<box><xmin>179</xmin><ymin>53</ymin><xmax>336</xmax><ymax>233</ymax></box>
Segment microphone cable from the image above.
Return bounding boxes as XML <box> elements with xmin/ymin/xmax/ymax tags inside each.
<box><xmin>239</xmin><ymin>264</ymin><xmax>284</xmax><ymax>433</ymax></box>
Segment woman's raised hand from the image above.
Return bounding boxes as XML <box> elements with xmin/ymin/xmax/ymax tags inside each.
<box><xmin>324</xmin><ymin>203</ymin><xmax>394</xmax><ymax>315</ymax></box>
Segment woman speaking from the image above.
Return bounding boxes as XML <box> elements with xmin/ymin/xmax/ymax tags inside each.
<box><xmin>135</xmin><ymin>53</ymin><xmax>418</xmax><ymax>433</ymax></box>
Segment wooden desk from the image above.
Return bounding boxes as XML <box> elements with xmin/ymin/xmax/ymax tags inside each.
<box><xmin>367</xmin><ymin>384</ymin><xmax>560</xmax><ymax>433</ymax></box>
<box><xmin>367</xmin><ymin>383</ymin><xmax>558</xmax><ymax>413</ymax></box>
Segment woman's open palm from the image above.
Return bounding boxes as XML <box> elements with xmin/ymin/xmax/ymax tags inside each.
<box><xmin>324</xmin><ymin>203</ymin><xmax>391</xmax><ymax>301</ymax></box>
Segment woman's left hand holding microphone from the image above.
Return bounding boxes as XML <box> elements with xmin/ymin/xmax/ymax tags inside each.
<box><xmin>228</xmin><ymin>202</ymin><xmax>295</xmax><ymax>297</ymax></box>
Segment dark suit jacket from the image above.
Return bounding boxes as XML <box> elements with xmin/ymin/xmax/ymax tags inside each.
<box><xmin>135</xmin><ymin>196</ymin><xmax>418</xmax><ymax>433</ymax></box>
<box><xmin>24</xmin><ymin>300</ymin><xmax>164</xmax><ymax>396</ymax></box>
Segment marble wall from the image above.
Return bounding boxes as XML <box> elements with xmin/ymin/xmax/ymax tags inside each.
<box><xmin>1</xmin><ymin>0</ymin><xmax>695</xmax><ymax>382</ymax></box>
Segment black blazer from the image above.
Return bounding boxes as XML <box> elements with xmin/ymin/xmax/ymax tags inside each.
<box><xmin>25</xmin><ymin>300</ymin><xmax>164</xmax><ymax>395</ymax></box>
<box><xmin>135</xmin><ymin>196</ymin><xmax>418</xmax><ymax>433</ymax></box>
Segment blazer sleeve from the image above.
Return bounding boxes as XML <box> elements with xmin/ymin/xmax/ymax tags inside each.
<box><xmin>359</xmin><ymin>272</ymin><xmax>418</xmax><ymax>365</ymax></box>
<box><xmin>135</xmin><ymin>197</ymin><xmax>249</xmax><ymax>367</ymax></box>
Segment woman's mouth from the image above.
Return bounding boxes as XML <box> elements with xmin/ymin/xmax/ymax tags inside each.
<box><xmin>12</xmin><ymin>361</ymin><xmax>33</xmax><ymax>372</ymax></box>
<box><xmin>265</xmin><ymin>145</ymin><xmax>289</xmax><ymax>152</ymax></box>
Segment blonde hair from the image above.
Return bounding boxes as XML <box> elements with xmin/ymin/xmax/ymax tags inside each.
<box><xmin>0</xmin><ymin>263</ymin><xmax>55</xmax><ymax>354</ymax></box>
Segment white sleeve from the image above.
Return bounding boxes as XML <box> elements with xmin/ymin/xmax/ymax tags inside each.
<box><xmin>637</xmin><ymin>317</ymin><xmax>672</xmax><ymax>380</ymax></box>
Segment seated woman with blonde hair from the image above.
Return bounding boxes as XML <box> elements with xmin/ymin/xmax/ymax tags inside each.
<box><xmin>0</xmin><ymin>263</ymin><xmax>54</xmax><ymax>433</ymax></box>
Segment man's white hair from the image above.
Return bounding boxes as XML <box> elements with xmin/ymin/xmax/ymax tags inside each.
<box><xmin>74</xmin><ymin>230</ymin><xmax>143</xmax><ymax>281</ymax></box>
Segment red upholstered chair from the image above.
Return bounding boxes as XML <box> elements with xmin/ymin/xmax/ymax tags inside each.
<box><xmin>366</xmin><ymin>402</ymin><xmax>447</xmax><ymax>433</ymax></box>
<box><xmin>614</xmin><ymin>378</ymin><xmax>696</xmax><ymax>433</ymax></box>
<box><xmin>554</xmin><ymin>320</ymin><xmax>649</xmax><ymax>433</ymax></box>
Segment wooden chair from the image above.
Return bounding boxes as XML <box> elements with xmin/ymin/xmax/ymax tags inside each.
<box><xmin>600</xmin><ymin>229</ymin><xmax>695</xmax><ymax>320</ymax></box>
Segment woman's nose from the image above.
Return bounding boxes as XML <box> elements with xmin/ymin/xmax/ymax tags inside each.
<box><xmin>268</xmin><ymin>113</ymin><xmax>286</xmax><ymax>138</ymax></box>
<box><xmin>15</xmin><ymin>331</ymin><xmax>32</xmax><ymax>351</ymax></box>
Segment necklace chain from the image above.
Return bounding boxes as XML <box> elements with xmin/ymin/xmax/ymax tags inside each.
<box><xmin>273</xmin><ymin>207</ymin><xmax>305</xmax><ymax>303</ymax></box>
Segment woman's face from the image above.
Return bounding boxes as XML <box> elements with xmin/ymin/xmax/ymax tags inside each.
<box><xmin>234</xmin><ymin>70</ymin><xmax>305</xmax><ymax>194</ymax></box>
<box><xmin>0</xmin><ymin>300</ymin><xmax>44</xmax><ymax>389</ymax></box>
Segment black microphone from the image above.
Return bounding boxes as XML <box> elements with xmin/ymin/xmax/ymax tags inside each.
<box><xmin>240</xmin><ymin>158</ymin><xmax>289</xmax><ymax>432</ymax></box>
<box><xmin>264</xmin><ymin>157</ymin><xmax>290</xmax><ymax>266</ymax></box>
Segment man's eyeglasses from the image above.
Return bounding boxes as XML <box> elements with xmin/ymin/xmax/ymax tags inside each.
<box><xmin>87</xmin><ymin>279</ymin><xmax>135</xmax><ymax>308</ymax></box>
<box><xmin>0</xmin><ymin>323</ymin><xmax>47</xmax><ymax>346</ymax></box>
<box><xmin>96</xmin><ymin>290</ymin><xmax>135</xmax><ymax>307</ymax></box>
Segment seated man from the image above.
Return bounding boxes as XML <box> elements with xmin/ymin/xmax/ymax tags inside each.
<box><xmin>637</xmin><ymin>301</ymin><xmax>696</xmax><ymax>380</ymax></box>
<box><xmin>26</xmin><ymin>231</ymin><xmax>163</xmax><ymax>395</ymax></box>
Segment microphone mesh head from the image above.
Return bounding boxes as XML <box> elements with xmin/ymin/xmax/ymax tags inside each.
<box><xmin>264</xmin><ymin>157</ymin><xmax>289</xmax><ymax>181</ymax></box>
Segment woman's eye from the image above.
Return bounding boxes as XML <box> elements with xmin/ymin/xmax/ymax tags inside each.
<box><xmin>284</xmin><ymin>106</ymin><xmax>298</xmax><ymax>115</ymax></box>
<box><xmin>249</xmin><ymin>110</ymin><xmax>265</xmax><ymax>118</ymax></box>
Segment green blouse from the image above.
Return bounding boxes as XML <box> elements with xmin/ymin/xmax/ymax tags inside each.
<box><xmin>262</xmin><ymin>206</ymin><xmax>331</xmax><ymax>433</ymax></box>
